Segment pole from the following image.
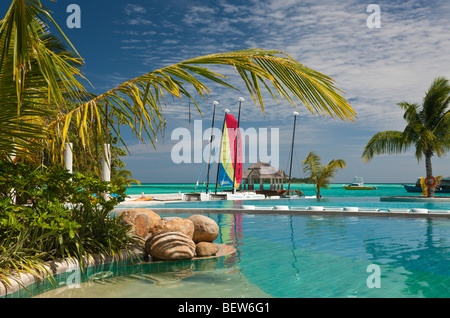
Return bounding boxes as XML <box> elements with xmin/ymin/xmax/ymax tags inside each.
<box><xmin>64</xmin><ymin>142</ymin><xmax>73</xmax><ymax>174</ymax></box>
<box><xmin>102</xmin><ymin>143</ymin><xmax>111</xmax><ymax>182</ymax></box>
<box><xmin>232</xmin><ymin>97</ymin><xmax>243</xmax><ymax>193</ymax></box>
<box><xmin>215</xmin><ymin>109</ymin><xmax>230</xmax><ymax>194</ymax></box>
<box><xmin>288</xmin><ymin>111</ymin><xmax>299</xmax><ymax>192</ymax></box>
<box><xmin>206</xmin><ymin>101</ymin><xmax>218</xmax><ymax>193</ymax></box>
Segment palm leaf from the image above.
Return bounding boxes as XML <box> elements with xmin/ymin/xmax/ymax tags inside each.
<box><xmin>361</xmin><ymin>131</ymin><xmax>406</xmax><ymax>162</ymax></box>
<box><xmin>46</xmin><ymin>49</ymin><xmax>355</xmax><ymax>164</ymax></box>
<box><xmin>1</xmin><ymin>1</ymin><xmax>356</xmax><ymax>164</ymax></box>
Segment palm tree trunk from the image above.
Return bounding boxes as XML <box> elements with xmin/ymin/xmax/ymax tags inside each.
<box><xmin>316</xmin><ymin>182</ymin><xmax>322</xmax><ymax>198</ymax></box>
<box><xmin>425</xmin><ymin>152</ymin><xmax>434</xmax><ymax>197</ymax></box>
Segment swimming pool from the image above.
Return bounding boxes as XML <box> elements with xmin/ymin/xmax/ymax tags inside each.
<box><xmin>132</xmin><ymin>196</ymin><xmax>450</xmax><ymax>214</ymax></box>
<box><xmin>10</xmin><ymin>212</ymin><xmax>450</xmax><ymax>298</ymax></box>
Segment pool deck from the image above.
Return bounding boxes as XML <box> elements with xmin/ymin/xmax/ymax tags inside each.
<box><xmin>117</xmin><ymin>193</ymin><xmax>450</xmax><ymax>219</ymax></box>
<box><xmin>146</xmin><ymin>208</ymin><xmax>450</xmax><ymax>218</ymax></box>
<box><xmin>381</xmin><ymin>196</ymin><xmax>450</xmax><ymax>202</ymax></box>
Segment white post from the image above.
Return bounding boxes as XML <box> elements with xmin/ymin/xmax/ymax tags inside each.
<box><xmin>9</xmin><ymin>153</ymin><xmax>16</xmax><ymax>204</ymax></box>
<box><xmin>64</xmin><ymin>142</ymin><xmax>73</xmax><ymax>173</ymax></box>
<box><xmin>102</xmin><ymin>143</ymin><xmax>111</xmax><ymax>182</ymax></box>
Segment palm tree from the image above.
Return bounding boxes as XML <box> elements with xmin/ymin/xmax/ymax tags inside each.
<box><xmin>0</xmin><ymin>0</ymin><xmax>357</xmax><ymax>168</ymax></box>
<box><xmin>302</xmin><ymin>151</ymin><xmax>346</xmax><ymax>198</ymax></box>
<box><xmin>362</xmin><ymin>77</ymin><xmax>450</xmax><ymax>197</ymax></box>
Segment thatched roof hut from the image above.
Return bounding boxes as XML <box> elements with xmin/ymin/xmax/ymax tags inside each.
<box><xmin>241</xmin><ymin>162</ymin><xmax>286</xmax><ymax>191</ymax></box>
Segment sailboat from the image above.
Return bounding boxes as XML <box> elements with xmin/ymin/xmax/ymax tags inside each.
<box><xmin>182</xmin><ymin>98</ymin><xmax>264</xmax><ymax>201</ymax></box>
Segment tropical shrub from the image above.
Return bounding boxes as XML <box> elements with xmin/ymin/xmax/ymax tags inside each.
<box><xmin>0</xmin><ymin>161</ymin><xmax>139</xmax><ymax>292</ymax></box>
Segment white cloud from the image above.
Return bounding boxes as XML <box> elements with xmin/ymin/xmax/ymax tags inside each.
<box><xmin>124</xmin><ymin>4</ymin><xmax>147</xmax><ymax>16</ymax></box>
<box><xmin>108</xmin><ymin>0</ymin><xmax>450</xmax><ymax>182</ymax></box>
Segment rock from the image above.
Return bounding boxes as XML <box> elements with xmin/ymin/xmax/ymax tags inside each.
<box><xmin>145</xmin><ymin>232</ymin><xmax>196</xmax><ymax>261</ymax></box>
<box><xmin>188</xmin><ymin>215</ymin><xmax>219</xmax><ymax>242</ymax></box>
<box><xmin>152</xmin><ymin>217</ymin><xmax>195</xmax><ymax>239</ymax></box>
<box><xmin>195</xmin><ymin>242</ymin><xmax>218</xmax><ymax>257</ymax></box>
<box><xmin>117</xmin><ymin>208</ymin><xmax>161</xmax><ymax>238</ymax></box>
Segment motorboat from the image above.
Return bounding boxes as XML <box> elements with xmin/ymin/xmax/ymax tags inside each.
<box><xmin>344</xmin><ymin>176</ymin><xmax>377</xmax><ymax>190</ymax></box>
<box><xmin>403</xmin><ymin>177</ymin><xmax>450</xmax><ymax>193</ymax></box>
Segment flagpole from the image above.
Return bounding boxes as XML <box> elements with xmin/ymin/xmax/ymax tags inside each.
<box><xmin>232</xmin><ymin>97</ymin><xmax>244</xmax><ymax>193</ymax></box>
<box><xmin>288</xmin><ymin>111</ymin><xmax>299</xmax><ymax>193</ymax></box>
<box><xmin>215</xmin><ymin>109</ymin><xmax>230</xmax><ymax>194</ymax></box>
<box><xmin>206</xmin><ymin>101</ymin><xmax>218</xmax><ymax>193</ymax></box>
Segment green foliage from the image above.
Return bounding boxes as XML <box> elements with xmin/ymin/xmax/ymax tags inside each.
<box><xmin>362</xmin><ymin>77</ymin><xmax>450</xmax><ymax>197</ymax></box>
<box><xmin>0</xmin><ymin>161</ymin><xmax>140</xmax><ymax>293</ymax></box>
<box><xmin>302</xmin><ymin>151</ymin><xmax>346</xmax><ymax>198</ymax></box>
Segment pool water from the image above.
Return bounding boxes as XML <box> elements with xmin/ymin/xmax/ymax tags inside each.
<box><xmin>15</xmin><ymin>212</ymin><xmax>450</xmax><ymax>298</ymax></box>
<box><xmin>125</xmin><ymin>183</ymin><xmax>450</xmax><ymax>212</ymax></box>
<box><xmin>146</xmin><ymin>196</ymin><xmax>450</xmax><ymax>212</ymax></box>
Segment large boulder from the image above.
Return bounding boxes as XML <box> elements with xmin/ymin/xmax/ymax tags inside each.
<box><xmin>188</xmin><ymin>215</ymin><xmax>219</xmax><ymax>243</ymax></box>
<box><xmin>145</xmin><ymin>232</ymin><xmax>196</xmax><ymax>261</ymax></box>
<box><xmin>195</xmin><ymin>242</ymin><xmax>218</xmax><ymax>257</ymax></box>
<box><xmin>117</xmin><ymin>208</ymin><xmax>161</xmax><ymax>238</ymax></box>
<box><xmin>152</xmin><ymin>217</ymin><xmax>195</xmax><ymax>239</ymax></box>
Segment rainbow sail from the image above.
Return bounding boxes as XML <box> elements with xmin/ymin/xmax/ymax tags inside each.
<box><xmin>218</xmin><ymin>113</ymin><xmax>242</xmax><ymax>189</ymax></box>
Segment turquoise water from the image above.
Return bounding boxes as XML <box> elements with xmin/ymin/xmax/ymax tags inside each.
<box><xmin>147</xmin><ymin>197</ymin><xmax>450</xmax><ymax>212</ymax></box>
<box><xmin>125</xmin><ymin>183</ymin><xmax>450</xmax><ymax>212</ymax></box>
<box><xmin>125</xmin><ymin>182</ymin><xmax>412</xmax><ymax>197</ymax></box>
<box><xmin>17</xmin><ymin>212</ymin><xmax>450</xmax><ymax>298</ymax></box>
<box><xmin>6</xmin><ymin>183</ymin><xmax>450</xmax><ymax>298</ymax></box>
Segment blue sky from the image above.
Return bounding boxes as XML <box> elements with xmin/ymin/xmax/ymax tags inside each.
<box><xmin>3</xmin><ymin>0</ymin><xmax>450</xmax><ymax>183</ymax></box>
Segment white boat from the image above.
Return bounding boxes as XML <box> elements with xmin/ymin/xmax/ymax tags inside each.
<box><xmin>344</xmin><ymin>176</ymin><xmax>377</xmax><ymax>190</ymax></box>
<box><xmin>181</xmin><ymin>191</ymin><xmax>265</xmax><ymax>201</ymax></box>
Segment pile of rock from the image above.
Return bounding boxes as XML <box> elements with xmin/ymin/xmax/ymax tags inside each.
<box><xmin>117</xmin><ymin>208</ymin><xmax>220</xmax><ymax>261</ymax></box>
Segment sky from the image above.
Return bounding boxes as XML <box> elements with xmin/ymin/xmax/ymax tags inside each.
<box><xmin>3</xmin><ymin>0</ymin><xmax>450</xmax><ymax>183</ymax></box>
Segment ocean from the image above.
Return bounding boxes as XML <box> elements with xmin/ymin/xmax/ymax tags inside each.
<box><xmin>125</xmin><ymin>182</ymin><xmax>425</xmax><ymax>198</ymax></box>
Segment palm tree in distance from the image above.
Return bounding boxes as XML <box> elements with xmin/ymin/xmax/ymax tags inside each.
<box><xmin>0</xmin><ymin>0</ymin><xmax>357</xmax><ymax>168</ymax></box>
<box><xmin>302</xmin><ymin>151</ymin><xmax>346</xmax><ymax>198</ymax></box>
<box><xmin>362</xmin><ymin>77</ymin><xmax>450</xmax><ymax>197</ymax></box>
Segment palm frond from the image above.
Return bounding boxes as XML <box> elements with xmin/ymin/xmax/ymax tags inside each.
<box><xmin>361</xmin><ymin>131</ymin><xmax>407</xmax><ymax>162</ymax></box>
<box><xmin>1</xmin><ymin>1</ymin><xmax>356</xmax><ymax>164</ymax></box>
<box><xmin>46</xmin><ymin>49</ymin><xmax>355</xmax><ymax>164</ymax></box>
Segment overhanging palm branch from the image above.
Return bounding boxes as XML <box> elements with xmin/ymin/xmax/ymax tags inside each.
<box><xmin>1</xmin><ymin>0</ymin><xmax>356</xmax><ymax>165</ymax></box>
<box><xmin>46</xmin><ymin>49</ymin><xmax>357</xmax><ymax>163</ymax></box>
<box><xmin>0</xmin><ymin>0</ymin><xmax>87</xmax><ymax>160</ymax></box>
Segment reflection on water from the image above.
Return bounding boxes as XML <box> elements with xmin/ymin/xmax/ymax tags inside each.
<box><xmin>7</xmin><ymin>212</ymin><xmax>450</xmax><ymax>298</ymax></box>
<box><xmin>32</xmin><ymin>256</ymin><xmax>270</xmax><ymax>298</ymax></box>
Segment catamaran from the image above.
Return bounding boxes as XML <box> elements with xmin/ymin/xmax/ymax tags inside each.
<box><xmin>182</xmin><ymin>98</ymin><xmax>264</xmax><ymax>201</ymax></box>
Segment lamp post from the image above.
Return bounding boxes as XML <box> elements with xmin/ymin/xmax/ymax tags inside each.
<box><xmin>288</xmin><ymin>111</ymin><xmax>299</xmax><ymax>192</ymax></box>
<box><xmin>206</xmin><ymin>101</ymin><xmax>218</xmax><ymax>193</ymax></box>
<box><xmin>232</xmin><ymin>97</ymin><xmax>244</xmax><ymax>193</ymax></box>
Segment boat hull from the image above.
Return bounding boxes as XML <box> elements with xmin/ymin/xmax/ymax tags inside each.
<box><xmin>403</xmin><ymin>185</ymin><xmax>450</xmax><ymax>193</ymax></box>
<box><xmin>181</xmin><ymin>192</ymin><xmax>265</xmax><ymax>201</ymax></box>
<box><xmin>256</xmin><ymin>189</ymin><xmax>288</xmax><ymax>197</ymax></box>
<box><xmin>344</xmin><ymin>186</ymin><xmax>377</xmax><ymax>190</ymax></box>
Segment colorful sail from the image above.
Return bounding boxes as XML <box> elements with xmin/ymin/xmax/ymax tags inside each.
<box><xmin>218</xmin><ymin>113</ymin><xmax>242</xmax><ymax>189</ymax></box>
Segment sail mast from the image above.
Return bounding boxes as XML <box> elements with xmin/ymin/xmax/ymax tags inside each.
<box><xmin>232</xmin><ymin>97</ymin><xmax>244</xmax><ymax>193</ymax></box>
<box><xmin>288</xmin><ymin>111</ymin><xmax>299</xmax><ymax>192</ymax></box>
<box><xmin>206</xmin><ymin>101</ymin><xmax>218</xmax><ymax>193</ymax></box>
